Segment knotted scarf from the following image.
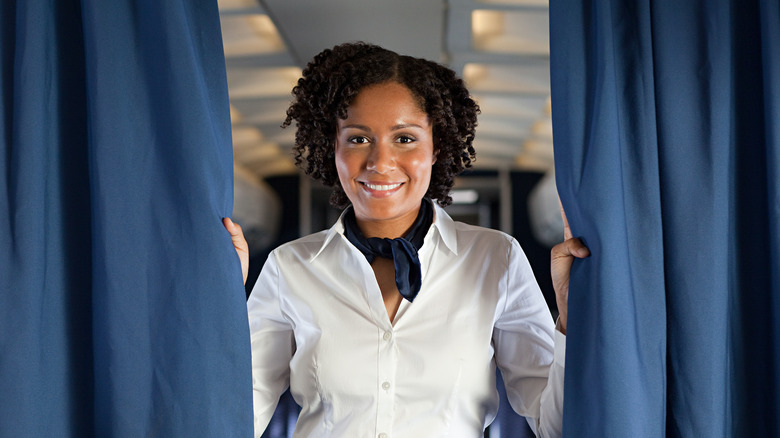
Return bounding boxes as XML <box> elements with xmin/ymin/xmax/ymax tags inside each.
<box><xmin>343</xmin><ymin>199</ymin><xmax>434</xmax><ymax>302</ymax></box>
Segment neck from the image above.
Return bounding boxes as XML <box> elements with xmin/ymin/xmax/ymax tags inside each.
<box><xmin>355</xmin><ymin>210</ymin><xmax>419</xmax><ymax>239</ymax></box>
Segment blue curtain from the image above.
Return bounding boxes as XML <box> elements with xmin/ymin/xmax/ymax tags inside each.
<box><xmin>550</xmin><ymin>0</ymin><xmax>780</xmax><ymax>436</ymax></box>
<box><xmin>0</xmin><ymin>0</ymin><xmax>253</xmax><ymax>436</ymax></box>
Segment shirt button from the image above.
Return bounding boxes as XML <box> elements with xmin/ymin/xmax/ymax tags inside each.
<box><xmin>378</xmin><ymin>434</ymin><xmax>388</xmax><ymax>438</ymax></box>
<box><xmin>383</xmin><ymin>331</ymin><xmax>392</xmax><ymax>341</ymax></box>
<box><xmin>382</xmin><ymin>381</ymin><xmax>391</xmax><ymax>390</ymax></box>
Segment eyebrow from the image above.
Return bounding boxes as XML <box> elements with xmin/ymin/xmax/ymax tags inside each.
<box><xmin>339</xmin><ymin>123</ymin><xmax>426</xmax><ymax>131</ymax></box>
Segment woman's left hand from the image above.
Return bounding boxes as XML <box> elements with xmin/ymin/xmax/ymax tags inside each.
<box><xmin>550</xmin><ymin>204</ymin><xmax>589</xmax><ymax>335</ymax></box>
<box><xmin>223</xmin><ymin>217</ymin><xmax>249</xmax><ymax>285</ymax></box>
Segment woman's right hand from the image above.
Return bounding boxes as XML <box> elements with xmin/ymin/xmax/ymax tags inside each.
<box><xmin>223</xmin><ymin>217</ymin><xmax>249</xmax><ymax>285</ymax></box>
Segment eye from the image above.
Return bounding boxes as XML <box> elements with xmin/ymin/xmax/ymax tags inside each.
<box><xmin>348</xmin><ymin>136</ymin><xmax>370</xmax><ymax>145</ymax></box>
<box><xmin>396</xmin><ymin>135</ymin><xmax>416</xmax><ymax>144</ymax></box>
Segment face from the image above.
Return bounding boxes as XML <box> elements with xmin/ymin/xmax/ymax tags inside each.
<box><xmin>335</xmin><ymin>82</ymin><xmax>436</xmax><ymax>235</ymax></box>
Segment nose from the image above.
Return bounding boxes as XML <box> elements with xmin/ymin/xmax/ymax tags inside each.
<box><xmin>366</xmin><ymin>141</ymin><xmax>396</xmax><ymax>173</ymax></box>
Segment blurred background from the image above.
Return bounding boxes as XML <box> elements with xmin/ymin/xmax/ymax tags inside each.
<box><xmin>219</xmin><ymin>0</ymin><xmax>562</xmax><ymax>286</ymax></box>
<box><xmin>218</xmin><ymin>1</ymin><xmax>561</xmax><ymax>435</ymax></box>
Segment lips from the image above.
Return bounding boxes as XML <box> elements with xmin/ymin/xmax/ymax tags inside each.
<box><xmin>362</xmin><ymin>182</ymin><xmax>403</xmax><ymax>191</ymax></box>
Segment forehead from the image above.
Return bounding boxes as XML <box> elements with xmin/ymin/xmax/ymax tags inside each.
<box><xmin>342</xmin><ymin>82</ymin><xmax>428</xmax><ymax>123</ymax></box>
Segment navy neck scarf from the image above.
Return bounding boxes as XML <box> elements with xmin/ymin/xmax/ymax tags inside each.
<box><xmin>343</xmin><ymin>199</ymin><xmax>434</xmax><ymax>302</ymax></box>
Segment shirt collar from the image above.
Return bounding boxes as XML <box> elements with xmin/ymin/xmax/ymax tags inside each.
<box><xmin>310</xmin><ymin>201</ymin><xmax>459</xmax><ymax>262</ymax></box>
<box><xmin>429</xmin><ymin>203</ymin><xmax>458</xmax><ymax>256</ymax></box>
<box><xmin>309</xmin><ymin>209</ymin><xmax>348</xmax><ymax>262</ymax></box>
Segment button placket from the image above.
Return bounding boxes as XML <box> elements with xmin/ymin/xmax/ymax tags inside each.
<box><xmin>375</xmin><ymin>327</ymin><xmax>397</xmax><ymax>435</ymax></box>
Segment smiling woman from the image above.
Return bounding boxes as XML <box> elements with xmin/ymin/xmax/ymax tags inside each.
<box><xmin>230</xmin><ymin>42</ymin><xmax>588</xmax><ymax>438</ymax></box>
<box><xmin>335</xmin><ymin>82</ymin><xmax>437</xmax><ymax>238</ymax></box>
<box><xmin>282</xmin><ymin>42</ymin><xmax>478</xmax><ymax>211</ymax></box>
<box><xmin>333</xmin><ymin>82</ymin><xmax>441</xmax><ymax>321</ymax></box>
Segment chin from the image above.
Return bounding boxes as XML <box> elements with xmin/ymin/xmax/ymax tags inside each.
<box><xmin>358</xmin><ymin>202</ymin><xmax>420</xmax><ymax>221</ymax></box>
<box><xmin>356</xmin><ymin>207</ymin><xmax>399</xmax><ymax>221</ymax></box>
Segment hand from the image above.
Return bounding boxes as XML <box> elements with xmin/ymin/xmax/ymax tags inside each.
<box><xmin>223</xmin><ymin>217</ymin><xmax>249</xmax><ymax>285</ymax></box>
<box><xmin>550</xmin><ymin>202</ymin><xmax>589</xmax><ymax>335</ymax></box>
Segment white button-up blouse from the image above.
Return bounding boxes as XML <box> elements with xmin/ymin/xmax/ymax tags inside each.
<box><xmin>247</xmin><ymin>204</ymin><xmax>565</xmax><ymax>437</ymax></box>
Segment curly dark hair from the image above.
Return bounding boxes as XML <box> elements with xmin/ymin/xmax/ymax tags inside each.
<box><xmin>282</xmin><ymin>42</ymin><xmax>479</xmax><ymax>208</ymax></box>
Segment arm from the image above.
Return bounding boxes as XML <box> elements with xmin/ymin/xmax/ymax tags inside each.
<box><xmin>496</xmin><ymin>203</ymin><xmax>589</xmax><ymax>437</ymax></box>
<box><xmin>493</xmin><ymin>239</ymin><xmax>563</xmax><ymax>437</ymax></box>
<box><xmin>246</xmin><ymin>252</ymin><xmax>294</xmax><ymax>436</ymax></box>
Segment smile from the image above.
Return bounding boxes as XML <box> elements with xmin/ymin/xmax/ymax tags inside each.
<box><xmin>361</xmin><ymin>182</ymin><xmax>403</xmax><ymax>191</ymax></box>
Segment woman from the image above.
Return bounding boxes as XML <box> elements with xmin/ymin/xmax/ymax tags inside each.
<box><xmin>224</xmin><ymin>42</ymin><xmax>588</xmax><ymax>438</ymax></box>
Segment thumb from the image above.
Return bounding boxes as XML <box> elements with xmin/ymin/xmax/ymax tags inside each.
<box><xmin>223</xmin><ymin>217</ymin><xmax>249</xmax><ymax>285</ymax></box>
<box><xmin>223</xmin><ymin>217</ymin><xmax>241</xmax><ymax>236</ymax></box>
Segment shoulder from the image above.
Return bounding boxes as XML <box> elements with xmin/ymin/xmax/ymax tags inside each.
<box><xmin>452</xmin><ymin>221</ymin><xmax>520</xmax><ymax>264</ymax></box>
<box><xmin>431</xmin><ymin>204</ymin><xmax>524</xmax><ymax>268</ymax></box>
<box><xmin>270</xmin><ymin>229</ymin><xmax>332</xmax><ymax>262</ymax></box>
<box><xmin>451</xmin><ymin>220</ymin><xmax>514</xmax><ymax>245</ymax></box>
<box><xmin>435</xmin><ymin>207</ymin><xmax>517</xmax><ymax>255</ymax></box>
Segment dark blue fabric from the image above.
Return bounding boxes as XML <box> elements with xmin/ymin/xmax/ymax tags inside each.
<box><xmin>550</xmin><ymin>0</ymin><xmax>780</xmax><ymax>436</ymax></box>
<box><xmin>0</xmin><ymin>0</ymin><xmax>253</xmax><ymax>436</ymax></box>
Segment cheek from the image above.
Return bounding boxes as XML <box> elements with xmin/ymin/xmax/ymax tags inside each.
<box><xmin>333</xmin><ymin>148</ymin><xmax>350</xmax><ymax>180</ymax></box>
<box><xmin>413</xmin><ymin>151</ymin><xmax>436</xmax><ymax>181</ymax></box>
<box><xmin>334</xmin><ymin>148</ymin><xmax>365</xmax><ymax>190</ymax></box>
<box><xmin>408</xmin><ymin>159</ymin><xmax>434</xmax><ymax>189</ymax></box>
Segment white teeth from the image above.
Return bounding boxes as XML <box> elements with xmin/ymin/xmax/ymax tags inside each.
<box><xmin>364</xmin><ymin>182</ymin><xmax>402</xmax><ymax>191</ymax></box>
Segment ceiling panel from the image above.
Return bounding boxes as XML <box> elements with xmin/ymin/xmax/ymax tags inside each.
<box><xmin>261</xmin><ymin>0</ymin><xmax>445</xmax><ymax>65</ymax></box>
<box><xmin>218</xmin><ymin>0</ymin><xmax>554</xmax><ymax>182</ymax></box>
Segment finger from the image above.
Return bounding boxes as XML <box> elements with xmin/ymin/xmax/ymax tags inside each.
<box><xmin>558</xmin><ymin>197</ymin><xmax>573</xmax><ymax>241</ymax></box>
<box><xmin>552</xmin><ymin>237</ymin><xmax>590</xmax><ymax>260</ymax></box>
<box><xmin>566</xmin><ymin>238</ymin><xmax>589</xmax><ymax>258</ymax></box>
<box><xmin>222</xmin><ymin>218</ymin><xmax>248</xmax><ymax>253</ymax></box>
<box><xmin>223</xmin><ymin>217</ymin><xmax>249</xmax><ymax>285</ymax></box>
<box><xmin>222</xmin><ymin>217</ymin><xmax>242</xmax><ymax>236</ymax></box>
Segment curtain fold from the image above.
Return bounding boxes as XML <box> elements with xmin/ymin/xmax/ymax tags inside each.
<box><xmin>550</xmin><ymin>0</ymin><xmax>780</xmax><ymax>436</ymax></box>
<box><xmin>0</xmin><ymin>0</ymin><xmax>253</xmax><ymax>436</ymax></box>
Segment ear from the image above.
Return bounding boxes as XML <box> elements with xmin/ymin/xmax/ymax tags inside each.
<box><xmin>432</xmin><ymin>148</ymin><xmax>439</xmax><ymax>165</ymax></box>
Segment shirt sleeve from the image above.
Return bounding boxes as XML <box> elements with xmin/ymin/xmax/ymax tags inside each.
<box><xmin>492</xmin><ymin>238</ymin><xmax>564</xmax><ymax>438</ymax></box>
<box><xmin>246</xmin><ymin>251</ymin><xmax>294</xmax><ymax>437</ymax></box>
